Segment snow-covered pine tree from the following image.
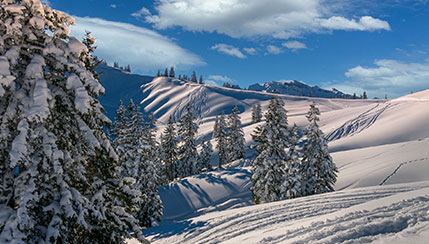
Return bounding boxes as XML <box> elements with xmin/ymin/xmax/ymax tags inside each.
<box><xmin>176</xmin><ymin>103</ymin><xmax>199</xmax><ymax>177</ymax></box>
<box><xmin>199</xmin><ymin>140</ymin><xmax>213</xmax><ymax>172</ymax></box>
<box><xmin>0</xmin><ymin>1</ymin><xmax>146</xmax><ymax>243</ymax></box>
<box><xmin>160</xmin><ymin>115</ymin><xmax>178</xmax><ymax>182</ymax></box>
<box><xmin>163</xmin><ymin>67</ymin><xmax>168</xmax><ymax>77</ymax></box>
<box><xmin>227</xmin><ymin>106</ymin><xmax>246</xmax><ymax>162</ymax></box>
<box><xmin>199</xmin><ymin>75</ymin><xmax>203</xmax><ymax>84</ymax></box>
<box><xmin>213</xmin><ymin>112</ymin><xmax>228</xmax><ymax>169</ymax></box>
<box><xmin>169</xmin><ymin>66</ymin><xmax>175</xmax><ymax>78</ymax></box>
<box><xmin>191</xmin><ymin>71</ymin><xmax>197</xmax><ymax>82</ymax></box>
<box><xmin>300</xmin><ymin>102</ymin><xmax>338</xmax><ymax>196</ymax></box>
<box><xmin>280</xmin><ymin>123</ymin><xmax>302</xmax><ymax>199</ymax></box>
<box><xmin>112</xmin><ymin>99</ymin><xmax>130</xmax><ymax>164</ymax></box>
<box><xmin>137</xmin><ymin>111</ymin><xmax>163</xmax><ymax>227</ymax></box>
<box><xmin>250</xmin><ymin>97</ymin><xmax>291</xmax><ymax>204</ymax></box>
<box><xmin>251</xmin><ymin>103</ymin><xmax>262</xmax><ymax>124</ymax></box>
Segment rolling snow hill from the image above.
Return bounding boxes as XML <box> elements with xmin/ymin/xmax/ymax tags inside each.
<box><xmin>98</xmin><ymin>69</ymin><xmax>429</xmax><ymax>243</ymax></box>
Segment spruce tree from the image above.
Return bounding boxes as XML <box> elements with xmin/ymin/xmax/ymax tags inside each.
<box><xmin>227</xmin><ymin>106</ymin><xmax>246</xmax><ymax>162</ymax></box>
<box><xmin>160</xmin><ymin>116</ymin><xmax>178</xmax><ymax>182</ymax></box>
<box><xmin>199</xmin><ymin>75</ymin><xmax>204</xmax><ymax>84</ymax></box>
<box><xmin>280</xmin><ymin>124</ymin><xmax>302</xmax><ymax>199</ymax></box>
<box><xmin>251</xmin><ymin>103</ymin><xmax>262</xmax><ymax>124</ymax></box>
<box><xmin>250</xmin><ymin>98</ymin><xmax>291</xmax><ymax>204</ymax></box>
<box><xmin>300</xmin><ymin>102</ymin><xmax>338</xmax><ymax>196</ymax></box>
<box><xmin>0</xmin><ymin>1</ymin><xmax>146</xmax><ymax>243</ymax></box>
<box><xmin>164</xmin><ymin>68</ymin><xmax>168</xmax><ymax>77</ymax></box>
<box><xmin>191</xmin><ymin>71</ymin><xmax>197</xmax><ymax>82</ymax></box>
<box><xmin>213</xmin><ymin>113</ymin><xmax>228</xmax><ymax>169</ymax></box>
<box><xmin>169</xmin><ymin>66</ymin><xmax>175</xmax><ymax>78</ymax></box>
<box><xmin>199</xmin><ymin>140</ymin><xmax>213</xmax><ymax>172</ymax></box>
<box><xmin>157</xmin><ymin>70</ymin><xmax>161</xmax><ymax>77</ymax></box>
<box><xmin>177</xmin><ymin>103</ymin><xmax>199</xmax><ymax>177</ymax></box>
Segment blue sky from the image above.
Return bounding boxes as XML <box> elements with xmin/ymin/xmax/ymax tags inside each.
<box><xmin>46</xmin><ymin>0</ymin><xmax>429</xmax><ymax>98</ymax></box>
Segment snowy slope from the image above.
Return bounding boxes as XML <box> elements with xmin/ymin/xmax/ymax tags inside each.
<box><xmin>140</xmin><ymin>181</ymin><xmax>429</xmax><ymax>244</ymax></box>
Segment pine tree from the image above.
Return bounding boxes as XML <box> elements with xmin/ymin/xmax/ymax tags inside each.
<box><xmin>169</xmin><ymin>66</ymin><xmax>175</xmax><ymax>78</ymax></box>
<box><xmin>251</xmin><ymin>103</ymin><xmax>262</xmax><ymax>124</ymax></box>
<box><xmin>114</xmin><ymin>61</ymin><xmax>119</xmax><ymax>68</ymax></box>
<box><xmin>0</xmin><ymin>1</ymin><xmax>146</xmax><ymax>243</ymax></box>
<box><xmin>191</xmin><ymin>71</ymin><xmax>197</xmax><ymax>82</ymax></box>
<box><xmin>213</xmin><ymin>113</ymin><xmax>228</xmax><ymax>169</ymax></box>
<box><xmin>250</xmin><ymin>98</ymin><xmax>291</xmax><ymax>204</ymax></box>
<box><xmin>199</xmin><ymin>75</ymin><xmax>204</xmax><ymax>84</ymax></box>
<box><xmin>160</xmin><ymin>116</ymin><xmax>178</xmax><ymax>182</ymax></box>
<box><xmin>227</xmin><ymin>106</ymin><xmax>246</xmax><ymax>162</ymax></box>
<box><xmin>157</xmin><ymin>70</ymin><xmax>161</xmax><ymax>77</ymax></box>
<box><xmin>164</xmin><ymin>68</ymin><xmax>168</xmax><ymax>77</ymax></box>
<box><xmin>178</xmin><ymin>74</ymin><xmax>182</xmax><ymax>80</ymax></box>
<box><xmin>300</xmin><ymin>102</ymin><xmax>338</xmax><ymax>196</ymax></box>
<box><xmin>177</xmin><ymin>103</ymin><xmax>199</xmax><ymax>177</ymax></box>
<box><xmin>199</xmin><ymin>140</ymin><xmax>213</xmax><ymax>172</ymax></box>
<box><xmin>362</xmin><ymin>91</ymin><xmax>368</xmax><ymax>99</ymax></box>
<box><xmin>280</xmin><ymin>124</ymin><xmax>302</xmax><ymax>199</ymax></box>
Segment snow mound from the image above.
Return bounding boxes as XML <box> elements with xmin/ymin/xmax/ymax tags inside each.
<box><xmin>144</xmin><ymin>181</ymin><xmax>429</xmax><ymax>244</ymax></box>
<box><xmin>392</xmin><ymin>89</ymin><xmax>429</xmax><ymax>102</ymax></box>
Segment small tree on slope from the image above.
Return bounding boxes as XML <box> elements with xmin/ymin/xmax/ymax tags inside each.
<box><xmin>160</xmin><ymin>115</ymin><xmax>178</xmax><ymax>182</ymax></box>
<box><xmin>251</xmin><ymin>103</ymin><xmax>262</xmax><ymax>124</ymax></box>
<box><xmin>0</xmin><ymin>1</ymin><xmax>146</xmax><ymax>243</ymax></box>
<box><xmin>227</xmin><ymin>106</ymin><xmax>246</xmax><ymax>162</ymax></box>
<box><xmin>199</xmin><ymin>140</ymin><xmax>213</xmax><ymax>172</ymax></box>
<box><xmin>177</xmin><ymin>103</ymin><xmax>199</xmax><ymax>178</ymax></box>
<box><xmin>300</xmin><ymin>102</ymin><xmax>338</xmax><ymax>196</ymax></box>
<box><xmin>250</xmin><ymin>98</ymin><xmax>291</xmax><ymax>204</ymax></box>
<box><xmin>280</xmin><ymin>124</ymin><xmax>302</xmax><ymax>199</ymax></box>
<box><xmin>213</xmin><ymin>113</ymin><xmax>228</xmax><ymax>169</ymax></box>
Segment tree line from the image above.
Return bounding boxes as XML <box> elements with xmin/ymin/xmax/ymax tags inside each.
<box><xmin>156</xmin><ymin>67</ymin><xmax>204</xmax><ymax>84</ymax></box>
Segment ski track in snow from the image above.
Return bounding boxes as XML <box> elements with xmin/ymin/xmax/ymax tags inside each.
<box><xmin>379</xmin><ymin>157</ymin><xmax>429</xmax><ymax>186</ymax></box>
<box><xmin>145</xmin><ymin>183</ymin><xmax>429</xmax><ymax>244</ymax></box>
<box><xmin>326</xmin><ymin>103</ymin><xmax>394</xmax><ymax>141</ymax></box>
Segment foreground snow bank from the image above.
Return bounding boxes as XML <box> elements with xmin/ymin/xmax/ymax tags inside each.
<box><xmin>143</xmin><ymin>181</ymin><xmax>429</xmax><ymax>244</ymax></box>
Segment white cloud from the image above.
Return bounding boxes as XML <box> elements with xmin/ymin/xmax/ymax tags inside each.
<box><xmin>336</xmin><ymin>59</ymin><xmax>429</xmax><ymax>98</ymax></box>
<box><xmin>205</xmin><ymin>75</ymin><xmax>236</xmax><ymax>86</ymax></box>
<box><xmin>266</xmin><ymin>45</ymin><xmax>283</xmax><ymax>55</ymax></box>
<box><xmin>132</xmin><ymin>7</ymin><xmax>151</xmax><ymax>18</ymax></box>
<box><xmin>211</xmin><ymin>43</ymin><xmax>247</xmax><ymax>59</ymax></box>
<box><xmin>70</xmin><ymin>16</ymin><xmax>205</xmax><ymax>72</ymax></box>
<box><xmin>145</xmin><ymin>0</ymin><xmax>390</xmax><ymax>39</ymax></box>
<box><xmin>243</xmin><ymin>47</ymin><xmax>257</xmax><ymax>55</ymax></box>
<box><xmin>282</xmin><ymin>40</ymin><xmax>307</xmax><ymax>50</ymax></box>
<box><xmin>110</xmin><ymin>4</ymin><xmax>117</xmax><ymax>8</ymax></box>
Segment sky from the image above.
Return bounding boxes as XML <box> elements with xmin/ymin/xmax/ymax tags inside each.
<box><xmin>45</xmin><ymin>0</ymin><xmax>429</xmax><ymax>98</ymax></box>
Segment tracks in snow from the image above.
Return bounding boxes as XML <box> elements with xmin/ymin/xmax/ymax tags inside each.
<box><xmin>380</xmin><ymin>157</ymin><xmax>429</xmax><ymax>186</ymax></box>
<box><xmin>326</xmin><ymin>103</ymin><xmax>393</xmax><ymax>142</ymax></box>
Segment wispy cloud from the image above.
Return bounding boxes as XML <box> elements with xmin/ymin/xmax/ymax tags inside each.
<box><xmin>282</xmin><ymin>40</ymin><xmax>307</xmax><ymax>50</ymax></box>
<box><xmin>205</xmin><ymin>75</ymin><xmax>236</xmax><ymax>86</ymax></box>
<box><xmin>70</xmin><ymin>16</ymin><xmax>205</xmax><ymax>73</ymax></box>
<box><xmin>266</xmin><ymin>45</ymin><xmax>283</xmax><ymax>55</ymax></box>
<box><xmin>131</xmin><ymin>7</ymin><xmax>151</xmax><ymax>19</ymax></box>
<box><xmin>211</xmin><ymin>43</ymin><xmax>247</xmax><ymax>59</ymax></box>
<box><xmin>243</xmin><ymin>47</ymin><xmax>257</xmax><ymax>55</ymax></box>
<box><xmin>110</xmin><ymin>4</ymin><xmax>117</xmax><ymax>8</ymax></box>
<box><xmin>326</xmin><ymin>59</ymin><xmax>429</xmax><ymax>98</ymax></box>
<box><xmin>145</xmin><ymin>0</ymin><xmax>390</xmax><ymax>39</ymax></box>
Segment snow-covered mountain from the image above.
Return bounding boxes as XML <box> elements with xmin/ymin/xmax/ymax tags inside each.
<box><xmin>248</xmin><ymin>80</ymin><xmax>353</xmax><ymax>99</ymax></box>
<box><xmin>96</xmin><ymin>68</ymin><xmax>429</xmax><ymax>244</ymax></box>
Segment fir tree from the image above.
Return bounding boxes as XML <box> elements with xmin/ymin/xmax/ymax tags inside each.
<box><xmin>169</xmin><ymin>66</ymin><xmax>175</xmax><ymax>78</ymax></box>
<box><xmin>164</xmin><ymin>68</ymin><xmax>168</xmax><ymax>77</ymax></box>
<box><xmin>199</xmin><ymin>75</ymin><xmax>204</xmax><ymax>84</ymax></box>
<box><xmin>199</xmin><ymin>140</ymin><xmax>213</xmax><ymax>172</ymax></box>
<box><xmin>157</xmin><ymin>70</ymin><xmax>161</xmax><ymax>77</ymax></box>
<box><xmin>363</xmin><ymin>91</ymin><xmax>368</xmax><ymax>99</ymax></box>
<box><xmin>213</xmin><ymin>113</ymin><xmax>228</xmax><ymax>169</ymax></box>
<box><xmin>177</xmin><ymin>104</ymin><xmax>199</xmax><ymax>177</ymax></box>
<box><xmin>251</xmin><ymin>103</ymin><xmax>262</xmax><ymax>124</ymax></box>
<box><xmin>250</xmin><ymin>98</ymin><xmax>291</xmax><ymax>204</ymax></box>
<box><xmin>227</xmin><ymin>106</ymin><xmax>246</xmax><ymax>162</ymax></box>
<box><xmin>160</xmin><ymin>116</ymin><xmax>178</xmax><ymax>182</ymax></box>
<box><xmin>280</xmin><ymin>124</ymin><xmax>302</xmax><ymax>199</ymax></box>
<box><xmin>300</xmin><ymin>102</ymin><xmax>338</xmax><ymax>196</ymax></box>
<box><xmin>0</xmin><ymin>1</ymin><xmax>146</xmax><ymax>243</ymax></box>
<box><xmin>191</xmin><ymin>71</ymin><xmax>197</xmax><ymax>82</ymax></box>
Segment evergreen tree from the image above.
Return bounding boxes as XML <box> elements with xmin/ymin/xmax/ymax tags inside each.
<box><xmin>199</xmin><ymin>140</ymin><xmax>213</xmax><ymax>172</ymax></box>
<box><xmin>213</xmin><ymin>113</ymin><xmax>228</xmax><ymax>169</ymax></box>
<box><xmin>0</xmin><ymin>1</ymin><xmax>146</xmax><ymax>243</ymax></box>
<box><xmin>353</xmin><ymin>93</ymin><xmax>356</xmax><ymax>99</ymax></box>
<box><xmin>280</xmin><ymin>124</ymin><xmax>302</xmax><ymax>199</ymax></box>
<box><xmin>250</xmin><ymin>98</ymin><xmax>291</xmax><ymax>204</ymax></box>
<box><xmin>164</xmin><ymin>68</ymin><xmax>168</xmax><ymax>77</ymax></box>
<box><xmin>300</xmin><ymin>103</ymin><xmax>338</xmax><ymax>196</ymax></box>
<box><xmin>114</xmin><ymin>61</ymin><xmax>119</xmax><ymax>68</ymax></box>
<box><xmin>199</xmin><ymin>75</ymin><xmax>204</xmax><ymax>84</ymax></box>
<box><xmin>362</xmin><ymin>91</ymin><xmax>368</xmax><ymax>99</ymax></box>
<box><xmin>191</xmin><ymin>71</ymin><xmax>197</xmax><ymax>82</ymax></box>
<box><xmin>157</xmin><ymin>70</ymin><xmax>161</xmax><ymax>77</ymax></box>
<box><xmin>160</xmin><ymin>116</ymin><xmax>178</xmax><ymax>182</ymax></box>
<box><xmin>227</xmin><ymin>106</ymin><xmax>246</xmax><ymax>162</ymax></box>
<box><xmin>178</xmin><ymin>74</ymin><xmax>182</xmax><ymax>80</ymax></box>
<box><xmin>251</xmin><ymin>103</ymin><xmax>262</xmax><ymax>124</ymax></box>
<box><xmin>169</xmin><ymin>66</ymin><xmax>175</xmax><ymax>78</ymax></box>
<box><xmin>177</xmin><ymin>104</ymin><xmax>199</xmax><ymax>177</ymax></box>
